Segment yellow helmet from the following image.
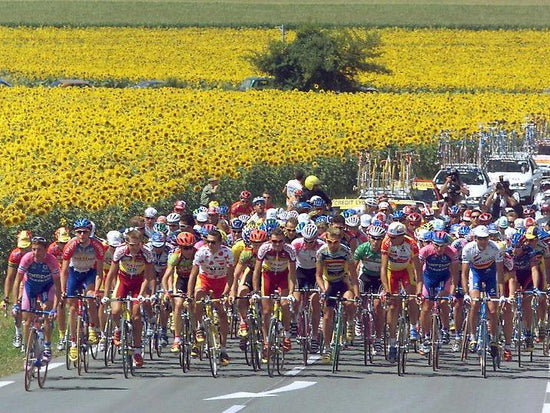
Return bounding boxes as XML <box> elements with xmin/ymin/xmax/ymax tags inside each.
<box><xmin>304</xmin><ymin>175</ymin><xmax>320</xmax><ymax>190</ymax></box>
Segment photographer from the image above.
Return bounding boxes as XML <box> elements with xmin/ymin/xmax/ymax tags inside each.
<box><xmin>484</xmin><ymin>175</ymin><xmax>521</xmax><ymax>218</ymax></box>
<box><xmin>440</xmin><ymin>169</ymin><xmax>470</xmax><ymax>209</ymax></box>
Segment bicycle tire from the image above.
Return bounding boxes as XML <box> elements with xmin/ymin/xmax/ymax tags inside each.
<box><xmin>65</xmin><ymin>329</ymin><xmax>72</xmax><ymax>370</ymax></box>
<box><xmin>397</xmin><ymin>318</ymin><xmax>407</xmax><ymax>376</ymax></box>
<box><xmin>76</xmin><ymin>314</ymin><xmax>83</xmax><ymax>375</ymax></box>
<box><xmin>37</xmin><ymin>330</ymin><xmax>48</xmax><ymax>389</ymax></box>
<box><xmin>363</xmin><ymin>311</ymin><xmax>373</xmax><ymax>365</ymax></box>
<box><xmin>205</xmin><ymin>320</ymin><xmax>219</xmax><ymax>378</ymax></box>
<box><xmin>103</xmin><ymin>316</ymin><xmax>113</xmax><ymax>367</ymax></box>
<box><xmin>145</xmin><ymin>319</ymin><xmax>154</xmax><ymax>360</ymax></box>
<box><xmin>431</xmin><ymin>315</ymin><xmax>439</xmax><ymax>371</ymax></box>
<box><xmin>543</xmin><ymin>322</ymin><xmax>550</xmax><ymax>357</ymax></box>
<box><xmin>266</xmin><ymin>318</ymin><xmax>277</xmax><ymax>377</ymax></box>
<box><xmin>276</xmin><ymin>326</ymin><xmax>285</xmax><ymax>375</ymax></box>
<box><xmin>180</xmin><ymin>314</ymin><xmax>191</xmax><ymax>373</ymax></box>
<box><xmin>24</xmin><ymin>330</ymin><xmax>36</xmax><ymax>391</ymax></box>
<box><xmin>298</xmin><ymin>309</ymin><xmax>309</xmax><ymax>366</ymax></box>
<box><xmin>127</xmin><ymin>321</ymin><xmax>136</xmax><ymax>377</ymax></box>
<box><xmin>249</xmin><ymin>322</ymin><xmax>260</xmax><ymax>372</ymax></box>
<box><xmin>332</xmin><ymin>308</ymin><xmax>343</xmax><ymax>374</ymax></box>
<box><xmin>479</xmin><ymin>322</ymin><xmax>487</xmax><ymax>379</ymax></box>
<box><xmin>155</xmin><ymin>312</ymin><xmax>163</xmax><ymax>358</ymax></box>
<box><xmin>515</xmin><ymin>317</ymin><xmax>523</xmax><ymax>368</ymax></box>
<box><xmin>460</xmin><ymin>316</ymin><xmax>469</xmax><ymax>362</ymax></box>
<box><xmin>121</xmin><ymin>321</ymin><xmax>131</xmax><ymax>378</ymax></box>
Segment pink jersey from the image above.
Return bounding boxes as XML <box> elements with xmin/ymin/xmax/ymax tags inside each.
<box><xmin>193</xmin><ymin>245</ymin><xmax>233</xmax><ymax>279</ymax></box>
<box><xmin>62</xmin><ymin>237</ymin><xmax>105</xmax><ymax>272</ymax></box>
<box><xmin>18</xmin><ymin>252</ymin><xmax>60</xmax><ymax>283</ymax></box>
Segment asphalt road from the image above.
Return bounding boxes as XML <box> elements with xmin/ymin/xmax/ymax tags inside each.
<box><xmin>1</xmin><ymin>338</ymin><xmax>547</xmax><ymax>413</ymax></box>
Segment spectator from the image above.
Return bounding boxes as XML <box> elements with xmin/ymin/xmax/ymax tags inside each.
<box><xmin>230</xmin><ymin>190</ymin><xmax>253</xmax><ymax>219</ymax></box>
<box><xmin>283</xmin><ymin>169</ymin><xmax>305</xmax><ymax>210</ymax></box>
<box><xmin>200</xmin><ymin>177</ymin><xmax>219</xmax><ymax>207</ymax></box>
<box><xmin>300</xmin><ymin>175</ymin><xmax>331</xmax><ymax>207</ymax></box>
<box><xmin>484</xmin><ymin>176</ymin><xmax>521</xmax><ymax>218</ymax></box>
<box><xmin>439</xmin><ymin>169</ymin><xmax>470</xmax><ymax>207</ymax></box>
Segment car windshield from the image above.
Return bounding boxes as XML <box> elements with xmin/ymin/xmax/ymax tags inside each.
<box><xmin>538</xmin><ymin>145</ymin><xmax>550</xmax><ymax>155</ymax></box>
<box><xmin>410</xmin><ymin>189</ymin><xmax>437</xmax><ymax>203</ymax></box>
<box><xmin>486</xmin><ymin>159</ymin><xmax>528</xmax><ymax>173</ymax></box>
<box><xmin>434</xmin><ymin>170</ymin><xmax>485</xmax><ymax>185</ymax></box>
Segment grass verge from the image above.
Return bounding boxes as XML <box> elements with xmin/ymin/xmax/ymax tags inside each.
<box><xmin>0</xmin><ymin>2</ymin><xmax>550</xmax><ymax>28</ymax></box>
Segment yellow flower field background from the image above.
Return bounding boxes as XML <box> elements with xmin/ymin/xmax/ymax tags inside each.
<box><xmin>0</xmin><ymin>27</ymin><xmax>549</xmax><ymax>92</ymax></box>
<box><xmin>0</xmin><ymin>87</ymin><xmax>549</xmax><ymax>226</ymax></box>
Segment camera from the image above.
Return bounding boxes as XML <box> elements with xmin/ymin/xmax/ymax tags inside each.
<box><xmin>496</xmin><ymin>182</ymin><xmax>504</xmax><ymax>190</ymax></box>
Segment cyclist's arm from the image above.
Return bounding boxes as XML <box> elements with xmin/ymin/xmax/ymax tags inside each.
<box><xmin>224</xmin><ymin>264</ymin><xmax>235</xmax><ymax>297</ymax></box>
<box><xmin>3</xmin><ymin>265</ymin><xmax>16</xmax><ymax>303</ymax></box>
<box><xmin>450</xmin><ymin>260</ymin><xmax>459</xmax><ymax>291</ymax></box>
<box><xmin>287</xmin><ymin>261</ymin><xmax>296</xmax><ymax>295</ymax></box>
<box><xmin>348</xmin><ymin>260</ymin><xmax>360</xmax><ymax>297</ymax></box>
<box><xmin>380</xmin><ymin>253</ymin><xmax>389</xmax><ymax>292</ymax></box>
<box><xmin>412</xmin><ymin>255</ymin><xmax>423</xmax><ymax>294</ymax></box>
<box><xmin>53</xmin><ymin>274</ymin><xmax>62</xmax><ymax>309</ymax></box>
<box><xmin>496</xmin><ymin>261</ymin><xmax>505</xmax><ymax>296</ymax></box>
<box><xmin>461</xmin><ymin>262</ymin><xmax>470</xmax><ymax>295</ymax></box>
<box><xmin>232</xmin><ymin>262</ymin><xmax>245</xmax><ymax>295</ymax></box>
<box><xmin>140</xmin><ymin>262</ymin><xmax>154</xmax><ymax>297</ymax></box>
<box><xmin>187</xmin><ymin>264</ymin><xmax>199</xmax><ymax>298</ymax></box>
<box><xmin>315</xmin><ymin>260</ymin><xmax>325</xmax><ymax>294</ymax></box>
<box><xmin>103</xmin><ymin>260</ymin><xmax>119</xmax><ymax>298</ymax></box>
<box><xmin>252</xmin><ymin>259</ymin><xmax>262</xmax><ymax>293</ymax></box>
<box><xmin>94</xmin><ymin>258</ymin><xmax>104</xmax><ymax>293</ymax></box>
<box><xmin>60</xmin><ymin>259</ymin><xmax>70</xmax><ymax>295</ymax></box>
<box><xmin>161</xmin><ymin>264</ymin><xmax>175</xmax><ymax>293</ymax></box>
<box><xmin>11</xmin><ymin>270</ymin><xmax>23</xmax><ymax>305</ymax></box>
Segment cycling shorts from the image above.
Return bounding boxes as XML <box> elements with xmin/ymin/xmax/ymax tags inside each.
<box><xmin>422</xmin><ymin>277</ymin><xmax>451</xmax><ymax>300</ymax></box>
<box><xmin>67</xmin><ymin>267</ymin><xmax>96</xmax><ymax>296</ymax></box>
<box><xmin>114</xmin><ymin>275</ymin><xmax>143</xmax><ymax>299</ymax></box>
<box><xmin>239</xmin><ymin>267</ymin><xmax>253</xmax><ymax>290</ymax></box>
<box><xmin>359</xmin><ymin>275</ymin><xmax>382</xmax><ymax>294</ymax></box>
<box><xmin>468</xmin><ymin>267</ymin><xmax>497</xmax><ymax>297</ymax></box>
<box><xmin>22</xmin><ymin>280</ymin><xmax>54</xmax><ymax>311</ymax></box>
<box><xmin>387</xmin><ymin>267</ymin><xmax>416</xmax><ymax>294</ymax></box>
<box><xmin>262</xmin><ymin>269</ymin><xmax>289</xmax><ymax>296</ymax></box>
<box><xmin>195</xmin><ymin>274</ymin><xmax>227</xmax><ymax>299</ymax></box>
<box><xmin>325</xmin><ymin>279</ymin><xmax>352</xmax><ymax>308</ymax></box>
<box><xmin>296</xmin><ymin>267</ymin><xmax>316</xmax><ymax>290</ymax></box>
<box><xmin>174</xmin><ymin>275</ymin><xmax>190</xmax><ymax>294</ymax></box>
<box><xmin>515</xmin><ymin>269</ymin><xmax>534</xmax><ymax>291</ymax></box>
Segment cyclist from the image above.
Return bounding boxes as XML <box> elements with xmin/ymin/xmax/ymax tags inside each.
<box><xmin>47</xmin><ymin>227</ymin><xmax>71</xmax><ymax>351</ymax></box>
<box><xmin>316</xmin><ymin>227</ymin><xmax>359</xmax><ymax>363</ymax></box>
<box><xmin>187</xmin><ymin>229</ymin><xmax>234</xmax><ymax>366</ymax></box>
<box><xmin>103</xmin><ymin>229</ymin><xmax>153</xmax><ymax>367</ymax></box>
<box><xmin>253</xmin><ymin>227</ymin><xmax>297</xmax><ymax>357</ymax></box>
<box><xmin>283</xmin><ymin>217</ymin><xmax>299</xmax><ymax>244</ymax></box>
<box><xmin>174</xmin><ymin>200</ymin><xmax>186</xmax><ymax>214</ymax></box>
<box><xmin>380</xmin><ymin>222</ymin><xmax>423</xmax><ymax>363</ymax></box>
<box><xmin>234</xmin><ymin>229</ymin><xmax>266</xmax><ymax>349</ymax></box>
<box><xmin>166</xmin><ymin>212</ymin><xmax>182</xmax><ymax>239</ymax></box>
<box><xmin>162</xmin><ymin>231</ymin><xmax>197</xmax><ymax>353</ymax></box>
<box><xmin>4</xmin><ymin>230</ymin><xmax>32</xmax><ymax>349</ymax></box>
<box><xmin>353</xmin><ymin>225</ymin><xmax>387</xmax><ymax>354</ymax></box>
<box><xmin>61</xmin><ymin>218</ymin><xmax>104</xmax><ymax>362</ymax></box>
<box><xmin>418</xmin><ymin>231</ymin><xmax>459</xmax><ymax>356</ymax></box>
<box><xmin>12</xmin><ymin>236</ymin><xmax>61</xmax><ymax>363</ymax></box>
<box><xmin>292</xmin><ymin>223</ymin><xmax>324</xmax><ymax>353</ymax></box>
<box><xmin>449</xmin><ymin>225</ymin><xmax>471</xmax><ymax>351</ymax></box>
<box><xmin>249</xmin><ymin>197</ymin><xmax>267</xmax><ymax>225</ymax></box>
<box><xmin>461</xmin><ymin>225</ymin><xmax>504</xmax><ymax>357</ymax></box>
<box><xmin>230</xmin><ymin>190</ymin><xmax>253</xmax><ymax>219</ymax></box>
<box><xmin>343</xmin><ymin>214</ymin><xmax>367</xmax><ymax>254</ymax></box>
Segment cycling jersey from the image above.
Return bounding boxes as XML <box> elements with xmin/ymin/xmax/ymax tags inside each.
<box><xmin>168</xmin><ymin>248</ymin><xmax>195</xmax><ymax>278</ymax></box>
<box><xmin>231</xmin><ymin>239</ymin><xmax>246</xmax><ymax>265</ymax></box>
<box><xmin>381</xmin><ymin>235</ymin><xmax>419</xmax><ymax>271</ymax></box>
<box><xmin>462</xmin><ymin>240</ymin><xmax>503</xmax><ymax>296</ymax></box>
<box><xmin>291</xmin><ymin>238</ymin><xmax>325</xmax><ymax>270</ymax></box>
<box><xmin>62</xmin><ymin>238</ymin><xmax>105</xmax><ymax>272</ymax></box>
<box><xmin>8</xmin><ymin>247</ymin><xmax>28</xmax><ymax>269</ymax></box>
<box><xmin>18</xmin><ymin>252</ymin><xmax>60</xmax><ymax>310</ymax></box>
<box><xmin>451</xmin><ymin>238</ymin><xmax>468</xmax><ymax>256</ymax></box>
<box><xmin>316</xmin><ymin>243</ymin><xmax>352</xmax><ymax>283</ymax></box>
<box><xmin>147</xmin><ymin>244</ymin><xmax>172</xmax><ymax>278</ymax></box>
<box><xmin>193</xmin><ymin>245</ymin><xmax>233</xmax><ymax>279</ymax></box>
<box><xmin>354</xmin><ymin>241</ymin><xmax>382</xmax><ymax>279</ymax></box>
<box><xmin>112</xmin><ymin>245</ymin><xmax>153</xmax><ymax>280</ymax></box>
<box><xmin>47</xmin><ymin>242</ymin><xmax>64</xmax><ymax>263</ymax></box>
<box><xmin>230</xmin><ymin>200</ymin><xmax>252</xmax><ymax>219</ymax></box>
<box><xmin>257</xmin><ymin>243</ymin><xmax>296</xmax><ymax>273</ymax></box>
<box><xmin>419</xmin><ymin>244</ymin><xmax>458</xmax><ymax>280</ymax></box>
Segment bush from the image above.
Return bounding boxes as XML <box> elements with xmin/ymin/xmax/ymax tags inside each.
<box><xmin>249</xmin><ymin>25</ymin><xmax>389</xmax><ymax>92</ymax></box>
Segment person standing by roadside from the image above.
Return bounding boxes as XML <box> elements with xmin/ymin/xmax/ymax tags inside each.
<box><xmin>200</xmin><ymin>177</ymin><xmax>220</xmax><ymax>208</ymax></box>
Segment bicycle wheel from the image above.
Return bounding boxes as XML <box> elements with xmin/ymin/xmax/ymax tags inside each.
<box><xmin>430</xmin><ymin>315</ymin><xmax>439</xmax><ymax>371</ymax></box>
<box><xmin>397</xmin><ymin>318</ymin><xmax>407</xmax><ymax>376</ymax></box>
<box><xmin>180</xmin><ymin>315</ymin><xmax>191</xmax><ymax>373</ymax></box>
<box><xmin>460</xmin><ymin>316</ymin><xmax>469</xmax><ymax>362</ymax></box>
<box><xmin>479</xmin><ymin>322</ymin><xmax>487</xmax><ymax>378</ymax></box>
<box><xmin>127</xmin><ymin>322</ymin><xmax>136</xmax><ymax>377</ymax></box>
<box><xmin>144</xmin><ymin>318</ymin><xmax>153</xmax><ymax>360</ymax></box>
<box><xmin>248</xmin><ymin>320</ymin><xmax>260</xmax><ymax>372</ymax></box>
<box><xmin>543</xmin><ymin>322</ymin><xmax>550</xmax><ymax>357</ymax></box>
<box><xmin>121</xmin><ymin>321</ymin><xmax>131</xmax><ymax>378</ymax></box>
<box><xmin>362</xmin><ymin>311</ymin><xmax>373</xmax><ymax>365</ymax></box>
<box><xmin>332</xmin><ymin>309</ymin><xmax>343</xmax><ymax>374</ymax></box>
<box><xmin>298</xmin><ymin>309</ymin><xmax>309</xmax><ymax>366</ymax></box>
<box><xmin>103</xmin><ymin>315</ymin><xmax>113</xmax><ymax>367</ymax></box>
<box><xmin>514</xmin><ymin>316</ymin><xmax>523</xmax><ymax>368</ymax></box>
<box><xmin>205</xmin><ymin>321</ymin><xmax>219</xmax><ymax>378</ymax></box>
<box><xmin>76</xmin><ymin>315</ymin><xmax>83</xmax><ymax>375</ymax></box>
<box><xmin>276</xmin><ymin>325</ymin><xmax>285</xmax><ymax>375</ymax></box>
<box><xmin>65</xmin><ymin>328</ymin><xmax>72</xmax><ymax>370</ymax></box>
<box><xmin>24</xmin><ymin>330</ymin><xmax>37</xmax><ymax>391</ymax></box>
<box><xmin>266</xmin><ymin>318</ymin><xmax>277</xmax><ymax>377</ymax></box>
<box><xmin>383</xmin><ymin>322</ymin><xmax>389</xmax><ymax>360</ymax></box>
<box><xmin>155</xmin><ymin>313</ymin><xmax>163</xmax><ymax>358</ymax></box>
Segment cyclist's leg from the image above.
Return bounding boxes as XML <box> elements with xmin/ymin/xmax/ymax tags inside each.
<box><xmin>468</xmin><ymin>269</ymin><xmax>481</xmax><ymax>336</ymax></box>
<box><xmin>20</xmin><ymin>286</ymin><xmax>35</xmax><ymax>348</ymax></box>
<box><xmin>404</xmin><ymin>268</ymin><xmax>419</xmax><ymax>328</ymax></box>
<box><xmin>485</xmin><ymin>274</ymin><xmax>498</xmax><ymax>339</ymax></box>
<box><xmin>311</xmin><ymin>291</ymin><xmax>321</xmax><ymax>337</ymax></box>
<box><xmin>65</xmin><ymin>269</ymin><xmax>81</xmax><ymax>345</ymax></box>
<box><xmin>214</xmin><ymin>300</ymin><xmax>228</xmax><ymax>348</ymax></box>
<box><xmin>438</xmin><ymin>279</ymin><xmax>452</xmax><ymax>331</ymax></box>
<box><xmin>420</xmin><ymin>284</ymin><xmax>434</xmax><ymax>337</ymax></box>
<box><xmin>40</xmin><ymin>287</ymin><xmax>55</xmax><ymax>344</ymax></box>
<box><xmin>502</xmin><ymin>274</ymin><xmax>516</xmax><ymax>348</ymax></box>
<box><xmin>173</xmin><ymin>297</ymin><xmax>184</xmax><ymax>338</ymax></box>
<box><xmin>83</xmin><ymin>269</ymin><xmax>100</xmax><ymax>329</ymax></box>
<box><xmin>386</xmin><ymin>269</ymin><xmax>400</xmax><ymax>341</ymax></box>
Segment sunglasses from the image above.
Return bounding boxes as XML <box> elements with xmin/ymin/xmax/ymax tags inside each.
<box><xmin>206</xmin><ymin>240</ymin><xmax>218</xmax><ymax>245</ymax></box>
<box><xmin>75</xmin><ymin>230</ymin><xmax>90</xmax><ymax>234</ymax></box>
<box><xmin>271</xmin><ymin>240</ymin><xmax>283</xmax><ymax>244</ymax></box>
<box><xmin>285</xmin><ymin>228</ymin><xmax>296</xmax><ymax>232</ymax></box>
<box><xmin>31</xmin><ymin>236</ymin><xmax>47</xmax><ymax>243</ymax></box>
<box><xmin>182</xmin><ymin>246</ymin><xmax>194</xmax><ymax>250</ymax></box>
<box><xmin>471</xmin><ymin>215</ymin><xmax>480</xmax><ymax>219</ymax></box>
<box><xmin>127</xmin><ymin>242</ymin><xmax>139</xmax><ymax>246</ymax></box>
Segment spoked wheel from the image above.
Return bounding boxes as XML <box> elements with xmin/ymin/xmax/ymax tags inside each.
<box><xmin>460</xmin><ymin>317</ymin><xmax>470</xmax><ymax>362</ymax></box>
<box><xmin>515</xmin><ymin>317</ymin><xmax>523</xmax><ymax>368</ymax></box>
<box><xmin>266</xmin><ymin>319</ymin><xmax>278</xmax><ymax>377</ymax></box>
<box><xmin>363</xmin><ymin>312</ymin><xmax>373</xmax><ymax>365</ymax></box>
<box><xmin>103</xmin><ymin>316</ymin><xmax>113</xmax><ymax>366</ymax></box>
<box><xmin>276</xmin><ymin>328</ymin><xmax>285</xmax><ymax>375</ymax></box>
<box><xmin>249</xmin><ymin>325</ymin><xmax>261</xmax><ymax>372</ymax></box>
<box><xmin>180</xmin><ymin>317</ymin><xmax>191</xmax><ymax>373</ymax></box>
<box><xmin>121</xmin><ymin>322</ymin><xmax>133</xmax><ymax>379</ymax></box>
<box><xmin>332</xmin><ymin>312</ymin><xmax>343</xmax><ymax>374</ymax></box>
<box><xmin>37</xmin><ymin>356</ymin><xmax>49</xmax><ymax>389</ymax></box>
<box><xmin>397</xmin><ymin>319</ymin><xmax>407</xmax><ymax>376</ymax></box>
<box><xmin>298</xmin><ymin>310</ymin><xmax>309</xmax><ymax>366</ymax></box>
<box><xmin>24</xmin><ymin>331</ymin><xmax>37</xmax><ymax>391</ymax></box>
<box><xmin>383</xmin><ymin>322</ymin><xmax>389</xmax><ymax>360</ymax></box>
<box><xmin>430</xmin><ymin>316</ymin><xmax>439</xmax><ymax>371</ymax></box>
<box><xmin>76</xmin><ymin>316</ymin><xmax>83</xmax><ymax>375</ymax></box>
<box><xmin>479</xmin><ymin>324</ymin><xmax>488</xmax><ymax>379</ymax></box>
<box><xmin>206</xmin><ymin>323</ymin><xmax>219</xmax><ymax>378</ymax></box>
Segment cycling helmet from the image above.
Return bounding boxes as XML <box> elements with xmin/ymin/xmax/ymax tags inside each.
<box><xmin>458</xmin><ymin>225</ymin><xmax>471</xmax><ymax>237</ymax></box>
<box><xmin>287</xmin><ymin>210</ymin><xmax>299</xmax><ymax>219</ymax></box>
<box><xmin>144</xmin><ymin>207</ymin><xmax>157</xmax><ymax>218</ymax></box>
<box><xmin>407</xmin><ymin>212</ymin><xmax>422</xmax><ymax>225</ymax></box>
<box><xmin>449</xmin><ymin>205</ymin><xmax>460</xmax><ymax>217</ymax></box>
<box><xmin>387</xmin><ymin>222</ymin><xmax>406</xmax><ymax>237</ymax></box>
<box><xmin>230</xmin><ymin>218</ymin><xmax>244</xmax><ymax>230</ymax></box>
<box><xmin>360</xmin><ymin>214</ymin><xmax>372</xmax><ymax>228</ymax></box>
<box><xmin>297</xmin><ymin>213</ymin><xmax>311</xmax><ymax>224</ymax></box>
<box><xmin>74</xmin><ymin>218</ymin><xmax>92</xmax><ymax>230</ymax></box>
<box><xmin>432</xmin><ymin>230</ymin><xmax>450</xmax><ymax>245</ymax></box>
<box><xmin>368</xmin><ymin>225</ymin><xmax>386</xmax><ymax>239</ymax></box>
<box><xmin>167</xmin><ymin>212</ymin><xmax>181</xmax><ymax>224</ymax></box>
<box><xmin>157</xmin><ymin>215</ymin><xmax>167</xmax><ymax>224</ymax></box>
<box><xmin>196</xmin><ymin>212</ymin><xmax>208</xmax><ymax>223</ymax></box>
<box><xmin>315</xmin><ymin>215</ymin><xmax>329</xmax><ymax>224</ymax></box>
<box><xmin>207</xmin><ymin>206</ymin><xmax>219</xmax><ymax>215</ymax></box>
<box><xmin>174</xmin><ymin>200</ymin><xmax>186</xmax><ymax>212</ymax></box>
<box><xmin>106</xmin><ymin>230</ymin><xmax>123</xmax><ymax>247</ymax></box>
<box><xmin>296</xmin><ymin>201</ymin><xmax>311</xmax><ymax>211</ymax></box>
<box><xmin>218</xmin><ymin>205</ymin><xmax>228</xmax><ymax>215</ymax></box>
<box><xmin>250</xmin><ymin>229</ymin><xmax>268</xmax><ymax>243</ymax></box>
<box><xmin>431</xmin><ymin>219</ymin><xmax>445</xmax><ymax>231</ymax></box>
<box><xmin>418</xmin><ymin>230</ymin><xmax>433</xmax><ymax>243</ymax></box>
<box><xmin>301</xmin><ymin>224</ymin><xmax>318</xmax><ymax>240</ymax></box>
<box><xmin>153</xmin><ymin>222</ymin><xmax>169</xmax><ymax>234</ymax></box>
<box><xmin>420</xmin><ymin>207</ymin><xmax>434</xmax><ymax>218</ymax></box>
<box><xmin>523</xmin><ymin>207</ymin><xmax>536</xmax><ymax>218</ymax></box>
<box><xmin>371</xmin><ymin>219</ymin><xmax>385</xmax><ymax>227</ymax></box>
<box><xmin>238</xmin><ymin>214</ymin><xmax>250</xmax><ymax>223</ymax></box>
<box><xmin>542</xmin><ymin>203</ymin><xmax>550</xmax><ymax>214</ymax></box>
<box><xmin>176</xmin><ymin>231</ymin><xmax>196</xmax><ymax>247</ymax></box>
<box><xmin>374</xmin><ymin>212</ymin><xmax>387</xmax><ymax>223</ymax></box>
<box><xmin>295</xmin><ymin>221</ymin><xmax>306</xmax><ymax>235</ymax></box>
<box><xmin>55</xmin><ymin>227</ymin><xmax>71</xmax><ymax>243</ymax></box>
<box><xmin>252</xmin><ymin>197</ymin><xmax>266</xmax><ymax>205</ymax></box>
<box><xmin>525</xmin><ymin>225</ymin><xmax>539</xmax><ymax>240</ymax></box>
<box><xmin>266</xmin><ymin>208</ymin><xmax>278</xmax><ymax>220</ymax></box>
<box><xmin>195</xmin><ymin>226</ymin><xmax>208</xmax><ymax>238</ymax></box>
<box><xmin>510</xmin><ymin>232</ymin><xmax>526</xmax><ymax>247</ymax></box>
<box><xmin>364</xmin><ymin>198</ymin><xmax>378</xmax><ymax>208</ymax></box>
<box><xmin>304</xmin><ymin>175</ymin><xmax>320</xmax><ymax>190</ymax></box>
<box><xmin>538</xmin><ymin>229</ymin><xmax>550</xmax><ymax>240</ymax></box>
<box><xmin>345</xmin><ymin>215</ymin><xmax>360</xmax><ymax>227</ymax></box>
<box><xmin>524</xmin><ymin>217</ymin><xmax>536</xmax><ymax>228</ymax></box>
<box><xmin>514</xmin><ymin>218</ymin><xmax>525</xmax><ymax>229</ymax></box>
<box><xmin>240</xmin><ymin>190</ymin><xmax>251</xmax><ymax>199</ymax></box>
<box><xmin>403</xmin><ymin>205</ymin><xmax>416</xmax><ymax>215</ymax></box>
<box><xmin>462</xmin><ymin>209</ymin><xmax>472</xmax><ymax>222</ymax></box>
<box><xmin>393</xmin><ymin>210</ymin><xmax>405</xmax><ymax>220</ymax></box>
<box><xmin>311</xmin><ymin>197</ymin><xmax>326</xmax><ymax>208</ymax></box>
<box><xmin>478</xmin><ymin>212</ymin><xmax>492</xmax><ymax>225</ymax></box>
<box><xmin>487</xmin><ymin>223</ymin><xmax>499</xmax><ymax>234</ymax></box>
<box><xmin>497</xmin><ymin>216</ymin><xmax>509</xmax><ymax>229</ymax></box>
<box><xmin>421</xmin><ymin>221</ymin><xmax>434</xmax><ymax>232</ymax></box>
<box><xmin>472</xmin><ymin>225</ymin><xmax>490</xmax><ymax>238</ymax></box>
<box><xmin>150</xmin><ymin>231</ymin><xmax>166</xmax><ymax>248</ymax></box>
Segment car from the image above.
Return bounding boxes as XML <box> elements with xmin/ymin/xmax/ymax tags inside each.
<box><xmin>485</xmin><ymin>153</ymin><xmax>543</xmax><ymax>203</ymax></box>
<box><xmin>433</xmin><ymin>165</ymin><xmax>492</xmax><ymax>207</ymax></box>
<box><xmin>533</xmin><ymin>139</ymin><xmax>550</xmax><ymax>178</ymax></box>
<box><xmin>51</xmin><ymin>79</ymin><xmax>92</xmax><ymax>88</ymax></box>
<box><xmin>237</xmin><ymin>76</ymin><xmax>276</xmax><ymax>91</ymax></box>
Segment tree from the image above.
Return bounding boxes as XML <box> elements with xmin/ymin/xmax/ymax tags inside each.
<box><xmin>249</xmin><ymin>26</ymin><xmax>389</xmax><ymax>92</ymax></box>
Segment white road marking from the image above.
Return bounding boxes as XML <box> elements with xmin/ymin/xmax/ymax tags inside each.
<box><xmin>0</xmin><ymin>381</ymin><xmax>14</xmax><ymax>389</ymax></box>
<box><xmin>48</xmin><ymin>362</ymin><xmax>64</xmax><ymax>370</ymax></box>
<box><xmin>285</xmin><ymin>355</ymin><xmax>321</xmax><ymax>376</ymax></box>
<box><xmin>543</xmin><ymin>363</ymin><xmax>550</xmax><ymax>413</ymax></box>
<box><xmin>205</xmin><ymin>380</ymin><xmax>317</xmax><ymax>400</ymax></box>
<box><xmin>221</xmin><ymin>405</ymin><xmax>246</xmax><ymax>413</ymax></box>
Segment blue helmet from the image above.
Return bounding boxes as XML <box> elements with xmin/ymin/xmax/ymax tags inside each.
<box><xmin>74</xmin><ymin>218</ymin><xmax>92</xmax><ymax>229</ymax></box>
<box><xmin>419</xmin><ymin>230</ymin><xmax>433</xmax><ymax>242</ymax></box>
<box><xmin>457</xmin><ymin>226</ymin><xmax>471</xmax><ymax>237</ymax></box>
<box><xmin>311</xmin><ymin>198</ymin><xmax>325</xmax><ymax>208</ymax></box>
<box><xmin>510</xmin><ymin>232</ymin><xmax>526</xmax><ymax>248</ymax></box>
<box><xmin>150</xmin><ymin>231</ymin><xmax>166</xmax><ymax>247</ymax></box>
<box><xmin>449</xmin><ymin>205</ymin><xmax>460</xmax><ymax>216</ymax></box>
<box><xmin>393</xmin><ymin>210</ymin><xmax>405</xmax><ymax>220</ymax></box>
<box><xmin>218</xmin><ymin>205</ymin><xmax>229</xmax><ymax>215</ymax></box>
<box><xmin>432</xmin><ymin>230</ymin><xmax>450</xmax><ymax>245</ymax></box>
<box><xmin>315</xmin><ymin>215</ymin><xmax>328</xmax><ymax>224</ymax></box>
<box><xmin>230</xmin><ymin>218</ymin><xmax>244</xmax><ymax>230</ymax></box>
<box><xmin>296</xmin><ymin>202</ymin><xmax>311</xmax><ymax>211</ymax></box>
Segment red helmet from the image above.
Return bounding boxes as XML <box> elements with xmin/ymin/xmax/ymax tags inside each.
<box><xmin>403</xmin><ymin>205</ymin><xmax>416</xmax><ymax>215</ymax></box>
<box><xmin>542</xmin><ymin>203</ymin><xmax>550</xmax><ymax>214</ymax></box>
<box><xmin>250</xmin><ymin>229</ymin><xmax>267</xmax><ymax>243</ymax></box>
<box><xmin>462</xmin><ymin>210</ymin><xmax>472</xmax><ymax>222</ymax></box>
<box><xmin>420</xmin><ymin>207</ymin><xmax>434</xmax><ymax>217</ymax></box>
<box><xmin>240</xmin><ymin>190</ymin><xmax>251</xmax><ymax>199</ymax></box>
<box><xmin>478</xmin><ymin>212</ymin><xmax>492</xmax><ymax>225</ymax></box>
<box><xmin>203</xmin><ymin>223</ymin><xmax>216</xmax><ymax>232</ymax></box>
<box><xmin>524</xmin><ymin>217</ymin><xmax>536</xmax><ymax>227</ymax></box>
<box><xmin>176</xmin><ymin>231</ymin><xmax>195</xmax><ymax>247</ymax></box>
<box><xmin>407</xmin><ymin>212</ymin><xmax>422</xmax><ymax>225</ymax></box>
<box><xmin>174</xmin><ymin>200</ymin><xmax>186</xmax><ymax>212</ymax></box>
<box><xmin>523</xmin><ymin>207</ymin><xmax>536</xmax><ymax>218</ymax></box>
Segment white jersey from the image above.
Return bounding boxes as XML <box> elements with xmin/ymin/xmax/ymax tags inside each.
<box><xmin>461</xmin><ymin>240</ymin><xmax>503</xmax><ymax>271</ymax></box>
<box><xmin>291</xmin><ymin>238</ymin><xmax>325</xmax><ymax>269</ymax></box>
<box><xmin>193</xmin><ymin>245</ymin><xmax>233</xmax><ymax>279</ymax></box>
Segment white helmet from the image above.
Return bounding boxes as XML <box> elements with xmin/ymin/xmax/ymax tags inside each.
<box><xmin>360</xmin><ymin>214</ymin><xmax>372</xmax><ymax>228</ymax></box>
<box><xmin>166</xmin><ymin>212</ymin><xmax>181</xmax><ymax>224</ymax></box>
<box><xmin>345</xmin><ymin>215</ymin><xmax>360</xmax><ymax>227</ymax></box>
<box><xmin>144</xmin><ymin>207</ymin><xmax>157</xmax><ymax>218</ymax></box>
<box><xmin>368</xmin><ymin>225</ymin><xmax>386</xmax><ymax>239</ymax></box>
<box><xmin>106</xmin><ymin>230</ymin><xmax>123</xmax><ymax>247</ymax></box>
<box><xmin>196</xmin><ymin>212</ymin><xmax>208</xmax><ymax>223</ymax></box>
<box><xmin>387</xmin><ymin>222</ymin><xmax>406</xmax><ymax>237</ymax></box>
<box><xmin>301</xmin><ymin>224</ymin><xmax>318</xmax><ymax>240</ymax></box>
<box><xmin>297</xmin><ymin>213</ymin><xmax>311</xmax><ymax>224</ymax></box>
